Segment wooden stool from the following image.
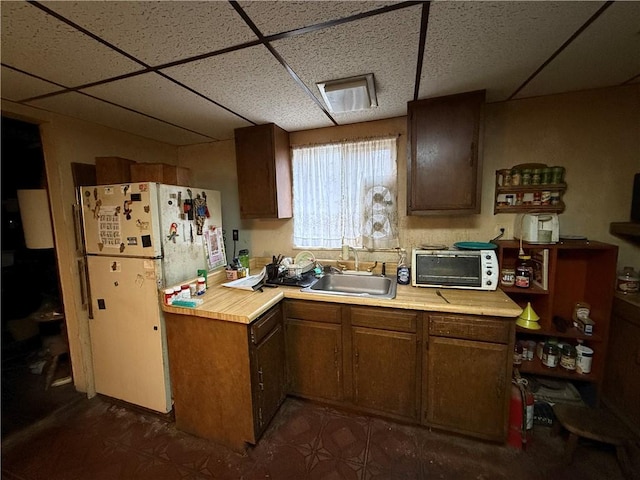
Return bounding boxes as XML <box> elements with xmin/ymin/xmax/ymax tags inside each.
<box><xmin>553</xmin><ymin>403</ymin><xmax>637</xmax><ymax>479</ymax></box>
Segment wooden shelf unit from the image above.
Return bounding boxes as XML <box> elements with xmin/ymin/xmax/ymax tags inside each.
<box><xmin>494</xmin><ymin>169</ymin><xmax>567</xmax><ymax>214</ymax></box>
<box><xmin>494</xmin><ymin>239</ymin><xmax>618</xmax><ymax>403</ymax></box>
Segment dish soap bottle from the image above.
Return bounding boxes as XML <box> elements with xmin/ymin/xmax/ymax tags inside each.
<box><xmin>396</xmin><ymin>248</ymin><xmax>410</xmax><ymax>285</ymax></box>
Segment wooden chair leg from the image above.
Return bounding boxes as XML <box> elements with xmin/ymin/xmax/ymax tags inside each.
<box><xmin>564</xmin><ymin>432</ymin><xmax>579</xmax><ymax>465</ymax></box>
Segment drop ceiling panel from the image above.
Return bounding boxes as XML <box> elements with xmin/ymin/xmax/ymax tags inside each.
<box><xmin>420</xmin><ymin>1</ymin><xmax>604</xmax><ymax>102</ymax></box>
<box><xmin>28</xmin><ymin>92</ymin><xmax>212</xmax><ymax>146</ymax></box>
<box><xmin>238</xmin><ymin>1</ymin><xmax>402</xmax><ymax>36</ymax></box>
<box><xmin>81</xmin><ymin>73</ymin><xmax>251</xmax><ymax>141</ymax></box>
<box><xmin>0</xmin><ymin>1</ymin><xmax>141</xmax><ymax>88</ymax></box>
<box><xmin>516</xmin><ymin>2</ymin><xmax>640</xmax><ymax>99</ymax></box>
<box><xmin>163</xmin><ymin>44</ymin><xmax>334</xmax><ymax>132</ymax></box>
<box><xmin>0</xmin><ymin>67</ymin><xmax>62</xmax><ymax>102</ymax></box>
<box><xmin>43</xmin><ymin>1</ymin><xmax>256</xmax><ymax>66</ymax></box>
<box><xmin>272</xmin><ymin>5</ymin><xmax>422</xmax><ymax>123</ymax></box>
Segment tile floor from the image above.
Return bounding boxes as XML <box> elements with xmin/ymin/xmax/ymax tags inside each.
<box><xmin>2</xmin><ymin>393</ymin><xmax>635</xmax><ymax>480</ymax></box>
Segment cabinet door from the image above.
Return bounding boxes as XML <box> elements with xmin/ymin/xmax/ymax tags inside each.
<box><xmin>234</xmin><ymin>123</ymin><xmax>291</xmax><ymax>219</ymax></box>
<box><xmin>425</xmin><ymin>336</ymin><xmax>509</xmax><ymax>441</ymax></box>
<box><xmin>284</xmin><ymin>318</ymin><xmax>343</xmax><ymax>402</ymax></box>
<box><xmin>352</xmin><ymin>327</ymin><xmax>418</xmax><ymax>419</ymax></box>
<box><xmin>252</xmin><ymin>321</ymin><xmax>286</xmax><ymax>436</ymax></box>
<box><xmin>407</xmin><ymin>90</ymin><xmax>485</xmax><ymax>215</ymax></box>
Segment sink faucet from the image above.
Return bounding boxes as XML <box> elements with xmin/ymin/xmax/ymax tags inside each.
<box><xmin>349</xmin><ymin>246</ymin><xmax>359</xmax><ymax>271</ymax></box>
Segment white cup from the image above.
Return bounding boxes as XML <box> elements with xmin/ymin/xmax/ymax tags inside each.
<box><xmin>576</xmin><ymin>345</ymin><xmax>593</xmax><ymax>374</ymax></box>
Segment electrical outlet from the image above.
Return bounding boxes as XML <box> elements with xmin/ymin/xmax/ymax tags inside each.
<box><xmin>232</xmin><ymin>229</ymin><xmax>239</xmax><ymax>241</ymax></box>
<box><xmin>494</xmin><ymin>225</ymin><xmax>510</xmax><ymax>240</ymax></box>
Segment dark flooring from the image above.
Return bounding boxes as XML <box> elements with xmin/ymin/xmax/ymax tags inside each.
<box><xmin>2</xmin><ymin>387</ymin><xmax>638</xmax><ymax>480</ymax></box>
<box><xmin>2</xmin><ymin>332</ymin><xmax>638</xmax><ymax>479</ymax></box>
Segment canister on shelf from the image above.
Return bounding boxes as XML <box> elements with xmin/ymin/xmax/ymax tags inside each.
<box><xmin>515</xmin><ymin>192</ymin><xmax>524</xmax><ymax>205</ymax></box>
<box><xmin>560</xmin><ymin>345</ymin><xmax>577</xmax><ymax>371</ymax></box>
<box><xmin>541</xmin><ymin>191</ymin><xmax>551</xmax><ymax>205</ymax></box>
<box><xmin>576</xmin><ymin>345</ymin><xmax>593</xmax><ymax>374</ymax></box>
<box><xmin>541</xmin><ymin>168</ymin><xmax>552</xmax><ymax>184</ymax></box>
<box><xmin>551</xmin><ymin>166</ymin><xmax>565</xmax><ymax>184</ymax></box>
<box><xmin>500</xmin><ymin>267</ymin><xmax>515</xmax><ymax>287</ymax></box>
<box><xmin>522</xmin><ymin>169</ymin><xmax>532</xmax><ymax>185</ymax></box>
<box><xmin>532</xmin><ymin>169</ymin><xmax>541</xmax><ymax>185</ymax></box>
<box><xmin>499</xmin><ymin>169</ymin><xmax>512</xmax><ymax>186</ymax></box>
<box><xmin>542</xmin><ymin>342</ymin><xmax>559</xmax><ymax>368</ymax></box>
<box><xmin>513</xmin><ymin>341</ymin><xmax>523</xmax><ymax>366</ymax></box>
<box><xmin>511</xmin><ymin>169</ymin><xmax>521</xmax><ymax>186</ymax></box>
<box><xmin>515</xmin><ymin>255</ymin><xmax>533</xmax><ymax>288</ymax></box>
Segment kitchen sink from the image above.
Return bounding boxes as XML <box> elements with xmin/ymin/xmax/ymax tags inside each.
<box><xmin>301</xmin><ymin>273</ymin><xmax>397</xmax><ymax>299</ymax></box>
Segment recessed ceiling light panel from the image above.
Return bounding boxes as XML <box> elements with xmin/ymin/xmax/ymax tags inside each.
<box><xmin>317</xmin><ymin>73</ymin><xmax>377</xmax><ymax>114</ymax></box>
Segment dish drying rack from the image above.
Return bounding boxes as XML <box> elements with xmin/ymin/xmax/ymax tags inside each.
<box><xmin>287</xmin><ymin>251</ymin><xmax>316</xmax><ymax>277</ymax></box>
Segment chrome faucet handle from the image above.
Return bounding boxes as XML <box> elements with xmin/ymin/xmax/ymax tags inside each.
<box><xmin>336</xmin><ymin>262</ymin><xmax>347</xmax><ymax>271</ymax></box>
<box><xmin>367</xmin><ymin>261</ymin><xmax>378</xmax><ymax>273</ymax></box>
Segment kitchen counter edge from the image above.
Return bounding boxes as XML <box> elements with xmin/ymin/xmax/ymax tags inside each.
<box><xmin>162</xmin><ymin>281</ymin><xmax>523</xmax><ymax>325</ymax></box>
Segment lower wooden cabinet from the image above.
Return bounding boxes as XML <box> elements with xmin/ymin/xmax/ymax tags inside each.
<box><xmin>284</xmin><ymin>300</ymin><xmax>514</xmax><ymax>442</ymax></box>
<box><xmin>167</xmin><ymin>299</ymin><xmax>515</xmax><ymax>449</ymax></box>
<box><xmin>349</xmin><ymin>306</ymin><xmax>420</xmax><ymax>420</ymax></box>
<box><xmin>250</xmin><ymin>305</ymin><xmax>287</xmax><ymax>436</ymax></box>
<box><xmin>284</xmin><ymin>300</ymin><xmax>343</xmax><ymax>402</ymax></box>
<box><xmin>424</xmin><ymin>314</ymin><xmax>514</xmax><ymax>442</ymax></box>
<box><xmin>602</xmin><ymin>294</ymin><xmax>640</xmax><ymax>436</ymax></box>
<box><xmin>165</xmin><ymin>304</ymin><xmax>285</xmax><ymax>451</ymax></box>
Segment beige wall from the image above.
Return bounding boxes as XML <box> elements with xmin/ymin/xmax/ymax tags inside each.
<box><xmin>179</xmin><ymin>85</ymin><xmax>639</xmax><ymax>269</ymax></box>
<box><xmin>3</xmin><ymin>83</ymin><xmax>638</xmax><ymax>399</ymax></box>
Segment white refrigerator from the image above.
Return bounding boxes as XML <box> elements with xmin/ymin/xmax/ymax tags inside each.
<box><xmin>79</xmin><ymin>182</ymin><xmax>226</xmax><ymax>413</ymax></box>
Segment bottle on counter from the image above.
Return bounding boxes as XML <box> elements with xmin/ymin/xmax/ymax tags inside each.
<box><xmin>396</xmin><ymin>249</ymin><xmax>410</xmax><ymax>285</ymax></box>
<box><xmin>239</xmin><ymin>249</ymin><xmax>250</xmax><ymax>271</ymax></box>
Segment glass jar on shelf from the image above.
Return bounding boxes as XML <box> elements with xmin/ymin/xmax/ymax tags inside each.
<box><xmin>515</xmin><ymin>255</ymin><xmax>533</xmax><ymax>288</ymax></box>
<box><xmin>616</xmin><ymin>266</ymin><xmax>639</xmax><ymax>294</ymax></box>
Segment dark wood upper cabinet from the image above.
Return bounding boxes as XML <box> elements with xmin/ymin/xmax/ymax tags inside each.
<box><xmin>234</xmin><ymin>123</ymin><xmax>292</xmax><ymax>219</ymax></box>
<box><xmin>407</xmin><ymin>90</ymin><xmax>486</xmax><ymax>215</ymax></box>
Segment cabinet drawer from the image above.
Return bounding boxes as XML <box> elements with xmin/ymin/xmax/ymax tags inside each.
<box><xmin>351</xmin><ymin>306</ymin><xmax>417</xmax><ymax>333</ymax></box>
<box><xmin>284</xmin><ymin>300</ymin><xmax>341</xmax><ymax>324</ymax></box>
<box><xmin>251</xmin><ymin>305</ymin><xmax>282</xmax><ymax>345</ymax></box>
<box><xmin>428</xmin><ymin>314</ymin><xmax>511</xmax><ymax>344</ymax></box>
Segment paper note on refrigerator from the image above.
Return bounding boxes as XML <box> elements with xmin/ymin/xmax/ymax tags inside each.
<box><xmin>205</xmin><ymin>226</ymin><xmax>226</xmax><ymax>270</ymax></box>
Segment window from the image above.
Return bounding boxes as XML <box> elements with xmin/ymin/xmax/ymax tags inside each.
<box><xmin>292</xmin><ymin>136</ymin><xmax>398</xmax><ymax>250</ymax></box>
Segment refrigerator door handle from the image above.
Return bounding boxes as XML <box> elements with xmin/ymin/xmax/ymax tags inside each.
<box><xmin>78</xmin><ymin>257</ymin><xmax>94</xmax><ymax>319</ymax></box>
<box><xmin>72</xmin><ymin>202</ymin><xmax>85</xmax><ymax>255</ymax></box>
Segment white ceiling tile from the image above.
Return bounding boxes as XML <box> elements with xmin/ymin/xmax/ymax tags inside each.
<box><xmin>163</xmin><ymin>44</ymin><xmax>334</xmax><ymax>132</ymax></box>
<box><xmin>271</xmin><ymin>5</ymin><xmax>422</xmax><ymax>122</ymax></box>
<box><xmin>81</xmin><ymin>73</ymin><xmax>252</xmax><ymax>141</ymax></box>
<box><xmin>43</xmin><ymin>1</ymin><xmax>257</xmax><ymax>66</ymax></box>
<box><xmin>516</xmin><ymin>2</ymin><xmax>640</xmax><ymax>99</ymax></box>
<box><xmin>420</xmin><ymin>1</ymin><xmax>604</xmax><ymax>102</ymax></box>
<box><xmin>0</xmin><ymin>67</ymin><xmax>62</xmax><ymax>102</ymax></box>
<box><xmin>0</xmin><ymin>1</ymin><xmax>141</xmax><ymax>87</ymax></box>
<box><xmin>238</xmin><ymin>1</ymin><xmax>402</xmax><ymax>36</ymax></box>
<box><xmin>28</xmin><ymin>92</ymin><xmax>213</xmax><ymax>146</ymax></box>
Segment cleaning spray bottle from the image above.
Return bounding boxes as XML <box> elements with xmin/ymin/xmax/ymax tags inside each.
<box><xmin>396</xmin><ymin>248</ymin><xmax>410</xmax><ymax>285</ymax></box>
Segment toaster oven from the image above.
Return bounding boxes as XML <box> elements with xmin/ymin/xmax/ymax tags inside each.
<box><xmin>411</xmin><ymin>248</ymin><xmax>499</xmax><ymax>290</ymax></box>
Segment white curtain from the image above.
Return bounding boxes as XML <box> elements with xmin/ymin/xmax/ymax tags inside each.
<box><xmin>292</xmin><ymin>136</ymin><xmax>398</xmax><ymax>250</ymax></box>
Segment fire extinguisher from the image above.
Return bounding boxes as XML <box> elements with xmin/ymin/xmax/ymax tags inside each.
<box><xmin>508</xmin><ymin>373</ymin><xmax>534</xmax><ymax>449</ymax></box>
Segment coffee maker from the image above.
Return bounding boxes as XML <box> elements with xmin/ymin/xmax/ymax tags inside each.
<box><xmin>514</xmin><ymin>213</ymin><xmax>560</xmax><ymax>244</ymax></box>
